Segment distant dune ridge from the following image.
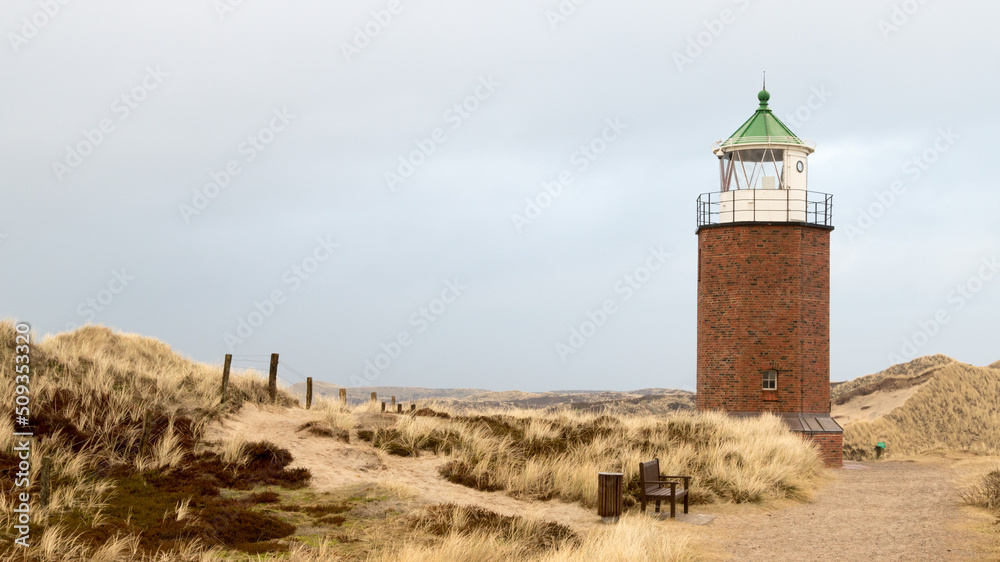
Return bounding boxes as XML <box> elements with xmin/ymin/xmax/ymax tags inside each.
<box><xmin>834</xmin><ymin>355</ymin><xmax>1000</xmax><ymax>460</ymax></box>
<box><xmin>294</xmin><ymin>381</ymin><xmax>490</xmax><ymax>402</ymax></box>
<box><xmin>301</xmin><ymin>353</ymin><xmax>1000</xmax><ymax>459</ymax></box>
<box><xmin>292</xmin><ymin>381</ymin><xmax>695</xmax><ymax>415</ymax></box>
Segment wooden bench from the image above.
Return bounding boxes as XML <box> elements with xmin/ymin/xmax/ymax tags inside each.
<box><xmin>639</xmin><ymin>458</ymin><xmax>690</xmax><ymax>518</ymax></box>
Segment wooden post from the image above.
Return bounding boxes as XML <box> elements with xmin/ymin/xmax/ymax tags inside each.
<box><xmin>411</xmin><ymin>404</ymin><xmax>416</xmax><ymax>412</ymax></box>
<box><xmin>371</xmin><ymin>391</ymin><xmax>377</xmax><ymax>403</ymax></box>
<box><xmin>339</xmin><ymin>388</ymin><xmax>347</xmax><ymax>405</ymax></box>
<box><xmin>597</xmin><ymin>473</ymin><xmax>623</xmax><ymax>524</ymax></box>
<box><xmin>39</xmin><ymin>457</ymin><xmax>52</xmax><ymax>508</ymax></box>
<box><xmin>268</xmin><ymin>353</ymin><xmax>278</xmax><ymax>402</ymax></box>
<box><xmin>381</xmin><ymin>401</ymin><xmax>386</xmax><ymax>413</ymax></box>
<box><xmin>139</xmin><ymin>410</ymin><xmax>152</xmax><ymax>455</ymax></box>
<box><xmin>397</xmin><ymin>404</ymin><xmax>402</xmax><ymax>414</ymax></box>
<box><xmin>306</xmin><ymin>377</ymin><xmax>313</xmax><ymax>410</ymax></box>
<box><xmin>391</xmin><ymin>396</ymin><xmax>396</xmax><ymax>407</ymax></box>
<box><xmin>220</xmin><ymin>354</ymin><xmax>232</xmax><ymax>404</ymax></box>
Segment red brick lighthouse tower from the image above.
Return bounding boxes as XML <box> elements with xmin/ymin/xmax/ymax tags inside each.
<box><xmin>695</xmin><ymin>86</ymin><xmax>843</xmax><ymax>466</ymax></box>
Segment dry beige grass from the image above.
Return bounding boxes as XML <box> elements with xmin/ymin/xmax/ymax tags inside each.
<box><xmin>1</xmin><ymin>320</ymin><xmax>826</xmax><ymax>561</ymax></box>
<box><xmin>0</xmin><ymin>320</ymin><xmax>294</xmax><ymax>561</ymax></box>
<box><xmin>842</xmin><ymin>360</ymin><xmax>1000</xmax><ymax>460</ymax></box>
<box><xmin>832</xmin><ymin>353</ymin><xmax>955</xmax><ymax>405</ymax></box>
<box><xmin>356</xmin><ymin>405</ymin><xmax>824</xmax><ymax>506</ymax></box>
<box><xmin>372</xmin><ymin>514</ymin><xmax>697</xmax><ymax>562</ymax></box>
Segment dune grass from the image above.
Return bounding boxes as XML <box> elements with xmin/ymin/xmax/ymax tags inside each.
<box><xmin>0</xmin><ymin>321</ymin><xmax>305</xmax><ymax>560</ymax></box>
<box><xmin>373</xmin><ymin>509</ymin><xmax>697</xmax><ymax>562</ymax></box>
<box><xmin>962</xmin><ymin>468</ymin><xmax>1000</xmax><ymax>512</ymax></box>
<box><xmin>352</xmin><ymin>405</ymin><xmax>824</xmax><ymax>507</ymax></box>
<box><xmin>842</xmin><ymin>362</ymin><xmax>1000</xmax><ymax>460</ymax></box>
<box><xmin>1</xmin><ymin>320</ymin><xmax>826</xmax><ymax>561</ymax></box>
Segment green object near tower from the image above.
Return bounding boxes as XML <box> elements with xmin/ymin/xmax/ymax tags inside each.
<box><xmin>719</xmin><ymin>89</ymin><xmax>806</xmax><ymax>147</ymax></box>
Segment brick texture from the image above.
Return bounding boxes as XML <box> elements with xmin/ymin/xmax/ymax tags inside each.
<box><xmin>696</xmin><ymin>223</ymin><xmax>832</xmax><ymax>414</ymax></box>
<box><xmin>803</xmin><ymin>432</ymin><xmax>843</xmax><ymax>467</ymax></box>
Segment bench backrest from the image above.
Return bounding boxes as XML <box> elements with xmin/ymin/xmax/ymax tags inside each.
<box><xmin>640</xmin><ymin>458</ymin><xmax>660</xmax><ymax>494</ymax></box>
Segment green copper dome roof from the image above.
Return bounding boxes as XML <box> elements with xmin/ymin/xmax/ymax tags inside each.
<box><xmin>719</xmin><ymin>88</ymin><xmax>804</xmax><ymax>148</ymax></box>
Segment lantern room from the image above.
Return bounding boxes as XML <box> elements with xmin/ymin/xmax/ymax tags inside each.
<box><xmin>697</xmin><ymin>88</ymin><xmax>832</xmax><ymax>226</ymax></box>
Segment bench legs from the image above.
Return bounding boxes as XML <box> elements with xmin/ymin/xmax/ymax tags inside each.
<box><xmin>642</xmin><ymin>496</ymin><xmax>685</xmax><ymax>518</ymax></box>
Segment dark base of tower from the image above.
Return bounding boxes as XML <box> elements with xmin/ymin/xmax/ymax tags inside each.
<box><xmin>800</xmin><ymin>431</ymin><xmax>843</xmax><ymax>468</ymax></box>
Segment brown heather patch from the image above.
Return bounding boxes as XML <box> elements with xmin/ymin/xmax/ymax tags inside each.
<box><xmin>247</xmin><ymin>490</ymin><xmax>281</xmax><ymax>503</ymax></box>
<box><xmin>453</xmin><ymin>414</ymin><xmax>528</xmax><ymax>440</ymax></box>
<box><xmin>297</xmin><ymin>420</ymin><xmax>349</xmax><ymax>443</ymax></box>
<box><xmin>438</xmin><ymin>460</ymin><xmax>505</xmax><ymax>492</ymax></box>
<box><xmin>413</xmin><ymin>407</ymin><xmax>451</xmax><ymax>419</ymax></box>
<box><xmin>356</xmin><ymin>425</ymin><xmax>462</xmax><ymax>457</ymax></box>
<box><xmin>409</xmin><ymin>504</ymin><xmax>579</xmax><ymax>552</ymax></box>
<box><xmin>276</xmin><ymin>503</ymin><xmax>352</xmax><ymax>517</ymax></box>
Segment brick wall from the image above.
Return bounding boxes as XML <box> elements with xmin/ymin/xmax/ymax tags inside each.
<box><xmin>696</xmin><ymin>223</ymin><xmax>832</xmax><ymax>414</ymax></box>
<box><xmin>803</xmin><ymin>432</ymin><xmax>843</xmax><ymax>467</ymax></box>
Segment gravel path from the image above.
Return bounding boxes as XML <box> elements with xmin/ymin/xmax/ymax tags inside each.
<box><xmin>705</xmin><ymin>460</ymin><xmax>990</xmax><ymax>561</ymax></box>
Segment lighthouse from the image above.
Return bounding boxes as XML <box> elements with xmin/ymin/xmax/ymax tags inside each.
<box><xmin>695</xmin><ymin>86</ymin><xmax>843</xmax><ymax>467</ymax></box>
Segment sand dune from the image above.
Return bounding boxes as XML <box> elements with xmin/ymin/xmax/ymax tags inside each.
<box><xmin>833</xmin><ymin>356</ymin><xmax>1000</xmax><ymax>459</ymax></box>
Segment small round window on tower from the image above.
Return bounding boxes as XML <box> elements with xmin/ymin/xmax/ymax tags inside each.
<box><xmin>796</xmin><ymin>160</ymin><xmax>804</xmax><ymax>173</ymax></box>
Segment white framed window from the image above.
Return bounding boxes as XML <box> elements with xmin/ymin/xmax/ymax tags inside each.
<box><xmin>762</xmin><ymin>370</ymin><xmax>777</xmax><ymax>390</ymax></box>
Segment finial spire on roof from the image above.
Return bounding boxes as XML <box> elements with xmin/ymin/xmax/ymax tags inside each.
<box><xmin>757</xmin><ymin>71</ymin><xmax>770</xmax><ymax>108</ymax></box>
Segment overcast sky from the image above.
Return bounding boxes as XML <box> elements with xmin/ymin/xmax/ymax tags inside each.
<box><xmin>3</xmin><ymin>0</ymin><xmax>998</xmax><ymax>392</ymax></box>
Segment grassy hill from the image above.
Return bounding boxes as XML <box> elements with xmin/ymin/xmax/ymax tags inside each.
<box><xmin>831</xmin><ymin>354</ymin><xmax>956</xmax><ymax>405</ymax></box>
<box><xmin>836</xmin><ymin>356</ymin><xmax>1000</xmax><ymax>460</ymax></box>
<box><xmin>0</xmin><ymin>321</ymin><xmax>307</xmax><ymax>560</ymax></box>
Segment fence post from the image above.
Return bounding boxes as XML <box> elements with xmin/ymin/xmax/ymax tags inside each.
<box><xmin>39</xmin><ymin>457</ymin><xmax>52</xmax><ymax>508</ymax></box>
<box><xmin>339</xmin><ymin>388</ymin><xmax>347</xmax><ymax>406</ymax></box>
<box><xmin>381</xmin><ymin>401</ymin><xmax>386</xmax><ymax>413</ymax></box>
<box><xmin>221</xmin><ymin>354</ymin><xmax>232</xmax><ymax>404</ymax></box>
<box><xmin>306</xmin><ymin>377</ymin><xmax>313</xmax><ymax>410</ymax></box>
<box><xmin>371</xmin><ymin>391</ymin><xmax>377</xmax><ymax>403</ymax></box>
<box><xmin>411</xmin><ymin>404</ymin><xmax>416</xmax><ymax>412</ymax></box>
<box><xmin>268</xmin><ymin>353</ymin><xmax>278</xmax><ymax>402</ymax></box>
<box><xmin>397</xmin><ymin>404</ymin><xmax>402</xmax><ymax>414</ymax></box>
<box><xmin>391</xmin><ymin>396</ymin><xmax>396</xmax><ymax>407</ymax></box>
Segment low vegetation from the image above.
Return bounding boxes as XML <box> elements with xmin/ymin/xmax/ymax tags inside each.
<box><xmin>1</xmin><ymin>320</ymin><xmax>829</xmax><ymax>560</ymax></box>
<box><xmin>0</xmin><ymin>321</ymin><xmax>307</xmax><ymax>560</ymax></box>
<box><xmin>962</xmin><ymin>467</ymin><xmax>1000</xmax><ymax>534</ymax></box>
<box><xmin>368</xmin><ymin>506</ymin><xmax>697</xmax><ymax>562</ymax></box>
<box><xmin>962</xmin><ymin>468</ymin><xmax>1000</xmax><ymax>512</ymax></box>
<box><xmin>352</xmin><ymin>406</ymin><xmax>824</xmax><ymax>506</ymax></box>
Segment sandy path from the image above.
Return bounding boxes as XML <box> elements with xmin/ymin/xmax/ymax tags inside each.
<box><xmin>204</xmin><ymin>404</ymin><xmax>600</xmax><ymax>532</ymax></box>
<box><xmin>702</xmin><ymin>460</ymin><xmax>991</xmax><ymax>561</ymax></box>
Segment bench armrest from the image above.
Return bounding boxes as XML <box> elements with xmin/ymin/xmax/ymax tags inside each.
<box><xmin>659</xmin><ymin>475</ymin><xmax>691</xmax><ymax>488</ymax></box>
